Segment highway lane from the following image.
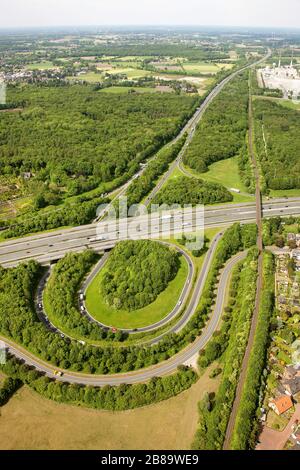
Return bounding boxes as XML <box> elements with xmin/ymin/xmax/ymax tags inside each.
<box><xmin>1</xmin><ymin>198</ymin><xmax>300</xmax><ymax>267</ymax></box>
<box><xmin>1</xmin><ymin>250</ymin><xmax>246</xmax><ymax>385</ymax></box>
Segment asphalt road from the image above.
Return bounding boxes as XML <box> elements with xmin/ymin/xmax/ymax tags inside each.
<box><xmin>1</xmin><ymin>250</ymin><xmax>246</xmax><ymax>385</ymax></box>
<box><xmin>1</xmin><ymin>198</ymin><xmax>300</xmax><ymax>267</ymax></box>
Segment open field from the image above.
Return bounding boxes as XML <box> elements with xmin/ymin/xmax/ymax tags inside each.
<box><xmin>85</xmin><ymin>255</ymin><xmax>189</xmax><ymax>329</ymax></box>
<box><xmin>25</xmin><ymin>61</ymin><xmax>58</xmax><ymax>70</ymax></box>
<box><xmin>269</xmin><ymin>188</ymin><xmax>300</xmax><ymax>198</ymax></box>
<box><xmin>183</xmin><ymin>62</ymin><xmax>233</xmax><ymax>74</ymax></box>
<box><xmin>0</xmin><ymin>365</ymin><xmax>220</xmax><ymax>450</ymax></box>
<box><xmin>99</xmin><ymin>86</ymin><xmax>159</xmax><ymax>94</ymax></box>
<box><xmin>170</xmin><ymin>159</ymin><xmax>254</xmax><ymax>203</ymax></box>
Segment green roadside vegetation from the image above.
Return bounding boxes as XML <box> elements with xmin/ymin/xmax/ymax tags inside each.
<box><xmin>182</xmin><ymin>73</ymin><xmax>255</xmax><ymax>193</ymax></box>
<box><xmin>0</xmin><ymin>358</ymin><xmax>197</xmax><ymax>412</ymax></box>
<box><xmin>125</xmin><ymin>134</ymin><xmax>187</xmax><ymax>206</ymax></box>
<box><xmin>152</xmin><ymin>176</ymin><xmax>233</xmax><ymax>206</ymax></box>
<box><xmin>230</xmin><ymin>251</ymin><xmax>275</xmax><ymax>450</ymax></box>
<box><xmin>0</xmin><ymin>376</ymin><xmax>22</xmax><ymax>406</ymax></box>
<box><xmin>0</xmin><ymin>223</ymin><xmax>257</xmax><ymax>377</ymax></box>
<box><xmin>192</xmin><ymin>247</ymin><xmax>259</xmax><ymax>450</ymax></box>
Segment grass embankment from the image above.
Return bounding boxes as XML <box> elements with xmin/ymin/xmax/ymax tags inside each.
<box><xmin>85</xmin><ymin>255</ymin><xmax>189</xmax><ymax>329</ymax></box>
<box><xmin>178</xmin><ymin>158</ymin><xmax>255</xmax><ymax>203</ymax></box>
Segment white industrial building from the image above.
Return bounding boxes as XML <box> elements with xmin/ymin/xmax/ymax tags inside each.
<box><xmin>258</xmin><ymin>57</ymin><xmax>300</xmax><ymax>100</ymax></box>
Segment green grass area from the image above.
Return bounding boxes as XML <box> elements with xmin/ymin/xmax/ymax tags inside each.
<box><xmin>68</xmin><ymin>72</ymin><xmax>103</xmax><ymax>82</ymax></box>
<box><xmin>25</xmin><ymin>61</ymin><xmax>57</xmax><ymax>70</ymax></box>
<box><xmin>108</xmin><ymin>68</ymin><xmax>150</xmax><ymax>79</ymax></box>
<box><xmin>269</xmin><ymin>188</ymin><xmax>300</xmax><ymax>198</ymax></box>
<box><xmin>99</xmin><ymin>86</ymin><xmax>158</xmax><ymax>94</ymax></box>
<box><xmin>169</xmin><ymin>159</ymin><xmax>255</xmax><ymax>203</ymax></box>
<box><xmin>85</xmin><ymin>254</ymin><xmax>189</xmax><ymax>329</ymax></box>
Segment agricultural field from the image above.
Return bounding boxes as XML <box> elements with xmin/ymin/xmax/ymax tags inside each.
<box><xmin>0</xmin><ymin>364</ymin><xmax>220</xmax><ymax>450</ymax></box>
<box><xmin>25</xmin><ymin>61</ymin><xmax>59</xmax><ymax>70</ymax></box>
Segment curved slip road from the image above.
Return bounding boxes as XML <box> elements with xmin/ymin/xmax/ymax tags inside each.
<box><xmin>34</xmin><ymin>234</ymin><xmax>220</xmax><ymax>344</ymax></box>
<box><xmin>1</xmin><ymin>246</ymin><xmax>246</xmax><ymax>386</ymax></box>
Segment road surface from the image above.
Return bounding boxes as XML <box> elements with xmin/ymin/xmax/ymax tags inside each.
<box><xmin>1</xmin><ymin>198</ymin><xmax>300</xmax><ymax>267</ymax></box>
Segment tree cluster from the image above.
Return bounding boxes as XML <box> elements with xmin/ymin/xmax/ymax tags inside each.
<box><xmin>152</xmin><ymin>176</ymin><xmax>233</xmax><ymax>206</ymax></box>
<box><xmin>102</xmin><ymin>240</ymin><xmax>180</xmax><ymax>310</ymax></box>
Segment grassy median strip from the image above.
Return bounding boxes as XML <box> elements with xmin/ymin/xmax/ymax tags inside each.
<box><xmin>85</xmin><ymin>253</ymin><xmax>188</xmax><ymax>329</ymax></box>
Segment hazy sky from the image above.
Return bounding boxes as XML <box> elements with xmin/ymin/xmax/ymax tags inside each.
<box><xmin>1</xmin><ymin>0</ymin><xmax>300</xmax><ymax>29</ymax></box>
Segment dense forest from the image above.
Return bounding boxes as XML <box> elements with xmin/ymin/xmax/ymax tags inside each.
<box><xmin>183</xmin><ymin>73</ymin><xmax>249</xmax><ymax>173</ymax></box>
<box><xmin>152</xmin><ymin>176</ymin><xmax>233</xmax><ymax>206</ymax></box>
<box><xmin>0</xmin><ymin>84</ymin><xmax>198</xmax><ymax>195</ymax></box>
<box><xmin>125</xmin><ymin>134</ymin><xmax>187</xmax><ymax>206</ymax></box>
<box><xmin>253</xmin><ymin>99</ymin><xmax>300</xmax><ymax>190</ymax></box>
<box><xmin>101</xmin><ymin>240</ymin><xmax>180</xmax><ymax>310</ymax></box>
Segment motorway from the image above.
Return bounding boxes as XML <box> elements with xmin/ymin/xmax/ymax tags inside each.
<box><xmin>1</xmin><ymin>250</ymin><xmax>246</xmax><ymax>385</ymax></box>
<box><xmin>1</xmin><ymin>198</ymin><xmax>300</xmax><ymax>267</ymax></box>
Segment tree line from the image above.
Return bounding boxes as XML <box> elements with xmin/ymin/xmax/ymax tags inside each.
<box><xmin>230</xmin><ymin>251</ymin><xmax>275</xmax><ymax>450</ymax></box>
<box><xmin>192</xmin><ymin>247</ymin><xmax>259</xmax><ymax>450</ymax></box>
<box><xmin>254</xmin><ymin>99</ymin><xmax>300</xmax><ymax>190</ymax></box>
<box><xmin>152</xmin><ymin>176</ymin><xmax>233</xmax><ymax>206</ymax></box>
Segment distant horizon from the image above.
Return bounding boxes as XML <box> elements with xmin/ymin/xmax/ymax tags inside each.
<box><xmin>0</xmin><ymin>24</ymin><xmax>300</xmax><ymax>33</ymax></box>
<box><xmin>1</xmin><ymin>0</ymin><xmax>300</xmax><ymax>30</ymax></box>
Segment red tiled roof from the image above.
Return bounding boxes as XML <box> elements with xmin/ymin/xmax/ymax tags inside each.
<box><xmin>272</xmin><ymin>396</ymin><xmax>293</xmax><ymax>414</ymax></box>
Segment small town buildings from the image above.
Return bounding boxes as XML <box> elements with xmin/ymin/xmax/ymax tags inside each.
<box><xmin>269</xmin><ymin>395</ymin><xmax>294</xmax><ymax>415</ymax></box>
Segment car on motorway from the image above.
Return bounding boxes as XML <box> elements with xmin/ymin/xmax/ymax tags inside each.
<box><xmin>53</xmin><ymin>370</ymin><xmax>63</xmax><ymax>377</ymax></box>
